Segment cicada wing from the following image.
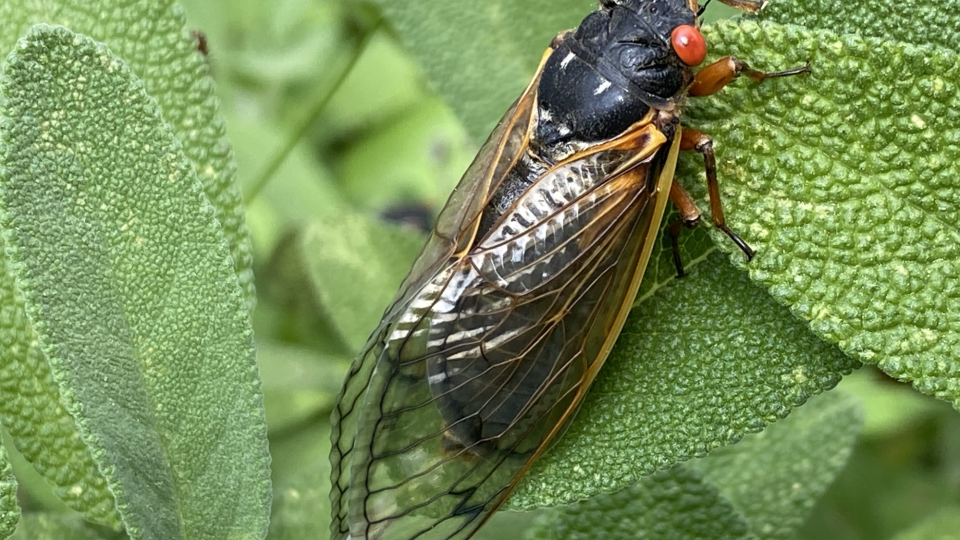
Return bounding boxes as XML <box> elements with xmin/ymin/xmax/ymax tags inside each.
<box><xmin>375</xmin><ymin>56</ymin><xmax>543</xmax><ymax>330</ymax></box>
<box><xmin>330</xmin><ymin>55</ymin><xmax>542</xmax><ymax>539</ymax></box>
<box><xmin>331</xmin><ymin>62</ymin><xmax>680</xmax><ymax>540</ymax></box>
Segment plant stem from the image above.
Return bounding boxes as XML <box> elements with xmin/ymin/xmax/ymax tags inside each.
<box><xmin>244</xmin><ymin>21</ymin><xmax>382</xmax><ymax>203</ymax></box>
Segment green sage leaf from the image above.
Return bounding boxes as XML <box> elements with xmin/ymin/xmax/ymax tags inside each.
<box><xmin>300</xmin><ymin>214</ymin><xmax>424</xmax><ymax>353</ymax></box>
<box><xmin>682</xmin><ymin>20</ymin><xmax>960</xmax><ymax>407</ymax></box>
<box><xmin>0</xmin><ymin>0</ymin><xmax>254</xmax><ymax>304</ymax></box>
<box><xmin>7</xmin><ymin>513</ymin><xmax>124</xmax><ymax>540</ymax></box>
<box><xmin>267</xmin><ymin>469</ymin><xmax>330</xmax><ymax>540</ymax></box>
<box><xmin>890</xmin><ymin>507</ymin><xmax>960</xmax><ymax>540</ymax></box>
<box><xmin>0</xmin><ymin>0</ymin><xmax>256</xmax><ymax>526</ymax></box>
<box><xmin>759</xmin><ymin>0</ymin><xmax>960</xmax><ymax>51</ymax></box>
<box><xmin>0</xmin><ymin>26</ymin><xmax>268</xmax><ymax>539</ymax></box>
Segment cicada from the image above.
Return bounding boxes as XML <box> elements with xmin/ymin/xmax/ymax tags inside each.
<box><xmin>330</xmin><ymin>0</ymin><xmax>808</xmax><ymax>538</ymax></box>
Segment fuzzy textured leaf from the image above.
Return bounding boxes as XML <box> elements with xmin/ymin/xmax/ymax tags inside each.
<box><xmin>8</xmin><ymin>514</ymin><xmax>124</xmax><ymax>540</ymax></box>
<box><xmin>0</xmin><ymin>0</ymin><xmax>255</xmax><ymax>526</ymax></box>
<box><xmin>0</xmin><ymin>26</ymin><xmax>268</xmax><ymax>539</ymax></box>
<box><xmin>0</xmin><ymin>0</ymin><xmax>254</xmax><ymax>304</ymax></box>
<box><xmin>759</xmin><ymin>0</ymin><xmax>960</xmax><ymax>51</ymax></box>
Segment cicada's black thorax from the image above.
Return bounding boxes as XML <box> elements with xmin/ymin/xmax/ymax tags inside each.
<box><xmin>534</xmin><ymin>0</ymin><xmax>696</xmax><ymax>149</ymax></box>
<box><xmin>475</xmin><ymin>0</ymin><xmax>696</xmax><ymax>240</ymax></box>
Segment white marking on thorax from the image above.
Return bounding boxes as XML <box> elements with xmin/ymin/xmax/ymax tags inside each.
<box><xmin>593</xmin><ymin>80</ymin><xmax>612</xmax><ymax>95</ymax></box>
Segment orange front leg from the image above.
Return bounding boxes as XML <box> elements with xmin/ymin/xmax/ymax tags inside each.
<box><xmin>689</xmin><ymin>56</ymin><xmax>810</xmax><ymax>97</ymax></box>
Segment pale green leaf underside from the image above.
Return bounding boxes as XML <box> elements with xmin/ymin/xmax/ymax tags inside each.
<box><xmin>0</xmin><ymin>25</ymin><xmax>268</xmax><ymax>540</ymax></box>
<box><xmin>682</xmin><ymin>20</ymin><xmax>960</xmax><ymax>407</ymax></box>
<box><xmin>0</xmin><ymin>444</ymin><xmax>17</xmax><ymax>540</ymax></box>
<box><xmin>0</xmin><ymin>0</ymin><xmax>254</xmax><ymax>526</ymax></box>
<box><xmin>301</xmin><ymin>214</ymin><xmax>424</xmax><ymax>353</ymax></box>
<box><xmin>694</xmin><ymin>390</ymin><xmax>863</xmax><ymax>539</ymax></box>
<box><xmin>890</xmin><ymin>507</ymin><xmax>960</xmax><ymax>540</ymax></box>
<box><xmin>525</xmin><ymin>466</ymin><xmax>748</xmax><ymax>540</ymax></box>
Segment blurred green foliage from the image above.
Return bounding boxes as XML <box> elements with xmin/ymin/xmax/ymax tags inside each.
<box><xmin>0</xmin><ymin>0</ymin><xmax>957</xmax><ymax>538</ymax></box>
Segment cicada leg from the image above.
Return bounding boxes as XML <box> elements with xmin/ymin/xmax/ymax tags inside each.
<box><xmin>693</xmin><ymin>0</ymin><xmax>768</xmax><ymax>16</ymax></box>
<box><xmin>666</xmin><ymin>180</ymin><xmax>701</xmax><ymax>279</ymax></box>
<box><xmin>689</xmin><ymin>56</ymin><xmax>810</xmax><ymax>98</ymax></box>
<box><xmin>681</xmin><ymin>127</ymin><xmax>754</xmax><ymax>254</ymax></box>
<box><xmin>666</xmin><ymin>58</ymin><xmax>810</xmax><ymax>277</ymax></box>
<box><xmin>667</xmin><ymin>128</ymin><xmax>754</xmax><ymax>278</ymax></box>
<box><xmin>712</xmin><ymin>0</ymin><xmax>766</xmax><ymax>13</ymax></box>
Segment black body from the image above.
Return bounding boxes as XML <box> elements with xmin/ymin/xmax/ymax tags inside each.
<box><xmin>535</xmin><ymin>0</ymin><xmax>696</xmax><ymax>148</ymax></box>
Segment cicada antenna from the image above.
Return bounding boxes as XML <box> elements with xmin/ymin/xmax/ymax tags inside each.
<box><xmin>697</xmin><ymin>0</ymin><xmax>714</xmax><ymax>16</ymax></box>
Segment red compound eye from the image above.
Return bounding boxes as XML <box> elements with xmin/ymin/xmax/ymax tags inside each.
<box><xmin>671</xmin><ymin>25</ymin><xmax>707</xmax><ymax>66</ymax></box>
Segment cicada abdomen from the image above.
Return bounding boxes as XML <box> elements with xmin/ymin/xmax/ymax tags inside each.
<box><xmin>330</xmin><ymin>0</ymin><xmax>808</xmax><ymax>539</ymax></box>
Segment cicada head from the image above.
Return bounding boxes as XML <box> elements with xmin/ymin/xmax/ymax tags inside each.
<box><xmin>588</xmin><ymin>0</ymin><xmax>703</xmax><ymax>100</ymax></box>
<box><xmin>534</xmin><ymin>0</ymin><xmax>703</xmax><ymax>147</ymax></box>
